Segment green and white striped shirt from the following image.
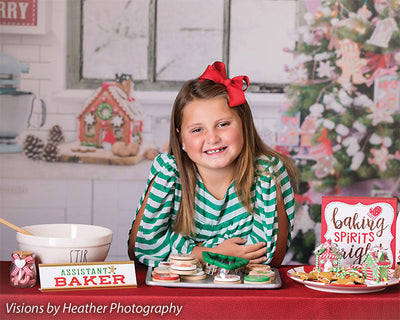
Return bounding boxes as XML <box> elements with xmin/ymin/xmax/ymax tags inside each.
<box><xmin>131</xmin><ymin>153</ymin><xmax>295</xmax><ymax>267</ymax></box>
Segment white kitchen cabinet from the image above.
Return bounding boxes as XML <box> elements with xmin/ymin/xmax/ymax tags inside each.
<box><xmin>0</xmin><ymin>178</ymin><xmax>92</xmax><ymax>260</ymax></box>
<box><xmin>0</xmin><ymin>154</ymin><xmax>152</xmax><ymax>262</ymax></box>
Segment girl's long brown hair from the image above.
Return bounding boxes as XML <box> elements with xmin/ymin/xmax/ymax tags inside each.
<box><xmin>169</xmin><ymin>79</ymin><xmax>297</xmax><ymax>236</ymax></box>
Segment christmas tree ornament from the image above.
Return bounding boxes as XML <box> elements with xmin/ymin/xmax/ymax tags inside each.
<box><xmin>367</xmin><ymin>101</ymin><xmax>395</xmax><ymax>125</ymax></box>
<box><xmin>327</xmin><ymin>100</ymin><xmax>345</xmax><ymax>113</ymax></box>
<box><xmin>314</xmin><ymin>52</ymin><xmax>332</xmax><ymax>61</ymax></box>
<box><xmin>367</xmin><ymin>18</ymin><xmax>398</xmax><ymax>48</ymax></box>
<box><xmin>42</xmin><ymin>142</ymin><xmax>60</xmax><ymax>162</ymax></box>
<box><xmin>369</xmin><ymin>146</ymin><xmax>390</xmax><ymax>172</ymax></box>
<box><xmin>382</xmin><ymin>136</ymin><xmax>392</xmax><ymax>148</ymax></box>
<box><xmin>317</xmin><ymin>61</ymin><xmax>335</xmax><ymax>78</ymax></box>
<box><xmin>310</xmin><ymin>129</ymin><xmax>336</xmax><ymax>176</ymax></box>
<box><xmin>373</xmin><ymin>0</ymin><xmax>392</xmax><ymax>16</ymax></box>
<box><xmin>335</xmin><ymin>124</ymin><xmax>350</xmax><ymax>136</ymax></box>
<box><xmin>373</xmin><ymin>74</ymin><xmax>399</xmax><ymax>112</ymax></box>
<box><xmin>357</xmin><ymin>5</ymin><xmax>372</xmax><ymax>21</ymax></box>
<box><xmin>365</xmin><ymin>52</ymin><xmax>390</xmax><ymax>76</ymax></box>
<box><xmin>336</xmin><ymin>39</ymin><xmax>367</xmax><ymax>84</ymax></box>
<box><xmin>353</xmin><ymin>94</ymin><xmax>375</xmax><ymax>107</ymax></box>
<box><xmin>352</xmin><ymin>121</ymin><xmax>367</xmax><ymax>133</ymax></box>
<box><xmin>297</xmin><ymin>115</ymin><xmax>318</xmax><ymax>159</ymax></box>
<box><xmin>323</xmin><ymin>119</ymin><xmax>335</xmax><ymax>130</ymax></box>
<box><xmin>48</xmin><ymin>125</ymin><xmax>65</xmax><ymax>145</ymax></box>
<box><xmin>276</xmin><ymin>112</ymin><xmax>300</xmax><ymax>147</ymax></box>
<box><xmin>322</xmin><ymin>93</ymin><xmax>335</xmax><ymax>105</ymax></box>
<box><xmin>369</xmin><ymin>133</ymin><xmax>383</xmax><ymax>145</ymax></box>
<box><xmin>294</xmin><ymin>65</ymin><xmax>309</xmax><ymax>83</ymax></box>
<box><xmin>328</xmin><ymin>34</ymin><xmax>341</xmax><ymax>50</ymax></box>
<box><xmin>22</xmin><ymin>135</ymin><xmax>44</xmax><ymax>160</ymax></box>
<box><xmin>367</xmin><ymin>65</ymin><xmax>398</xmax><ymax>87</ymax></box>
<box><xmin>346</xmin><ymin>142</ymin><xmax>360</xmax><ymax>157</ymax></box>
<box><xmin>313</xmin><ymin>155</ymin><xmax>337</xmax><ymax>178</ymax></box>
<box><xmin>309</xmin><ymin>103</ymin><xmax>324</xmax><ymax>117</ymax></box>
<box><xmin>338</xmin><ymin>89</ymin><xmax>353</xmax><ymax>106</ymax></box>
<box><xmin>350</xmin><ymin>151</ymin><xmax>365</xmax><ymax>171</ymax></box>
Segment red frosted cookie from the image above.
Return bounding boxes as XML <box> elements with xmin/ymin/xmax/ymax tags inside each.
<box><xmin>152</xmin><ymin>273</ymin><xmax>180</xmax><ymax>282</ymax></box>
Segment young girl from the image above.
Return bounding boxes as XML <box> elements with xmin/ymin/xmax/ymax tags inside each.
<box><xmin>128</xmin><ymin>61</ymin><xmax>297</xmax><ymax>267</ymax></box>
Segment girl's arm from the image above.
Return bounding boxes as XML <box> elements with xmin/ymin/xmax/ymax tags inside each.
<box><xmin>128</xmin><ymin>179</ymin><xmax>154</xmax><ymax>261</ymax></box>
<box><xmin>191</xmin><ymin>238</ymin><xmax>268</xmax><ymax>264</ymax></box>
<box><xmin>269</xmin><ymin>184</ymin><xmax>289</xmax><ymax>267</ymax></box>
<box><xmin>191</xmin><ymin>186</ymin><xmax>289</xmax><ymax>265</ymax></box>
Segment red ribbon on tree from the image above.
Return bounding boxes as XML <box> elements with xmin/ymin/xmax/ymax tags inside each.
<box><xmin>365</xmin><ymin>52</ymin><xmax>390</xmax><ymax>73</ymax></box>
<box><xmin>199</xmin><ymin>61</ymin><xmax>249</xmax><ymax>107</ymax></box>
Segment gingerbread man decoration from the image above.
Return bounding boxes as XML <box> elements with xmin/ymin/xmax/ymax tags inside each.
<box><xmin>336</xmin><ymin>40</ymin><xmax>367</xmax><ymax>84</ymax></box>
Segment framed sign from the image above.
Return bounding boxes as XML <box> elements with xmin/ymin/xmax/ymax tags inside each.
<box><xmin>0</xmin><ymin>0</ymin><xmax>49</xmax><ymax>34</ymax></box>
<box><xmin>321</xmin><ymin>196</ymin><xmax>397</xmax><ymax>268</ymax></box>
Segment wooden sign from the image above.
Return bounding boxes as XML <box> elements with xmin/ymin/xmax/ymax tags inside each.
<box><xmin>321</xmin><ymin>196</ymin><xmax>397</xmax><ymax>268</ymax></box>
<box><xmin>39</xmin><ymin>261</ymin><xmax>137</xmax><ymax>292</ymax></box>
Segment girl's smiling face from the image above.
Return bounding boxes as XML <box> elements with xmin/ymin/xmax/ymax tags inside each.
<box><xmin>179</xmin><ymin>97</ymin><xmax>244</xmax><ymax>176</ymax></box>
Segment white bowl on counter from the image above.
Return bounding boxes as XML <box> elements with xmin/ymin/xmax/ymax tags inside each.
<box><xmin>16</xmin><ymin>224</ymin><xmax>113</xmax><ymax>264</ymax></box>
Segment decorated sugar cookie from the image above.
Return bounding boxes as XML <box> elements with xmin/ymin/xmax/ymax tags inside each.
<box><xmin>214</xmin><ymin>274</ymin><xmax>241</xmax><ymax>284</ymax></box>
<box><xmin>244</xmin><ymin>275</ymin><xmax>271</xmax><ymax>284</ymax></box>
<box><xmin>152</xmin><ymin>273</ymin><xmax>180</xmax><ymax>282</ymax></box>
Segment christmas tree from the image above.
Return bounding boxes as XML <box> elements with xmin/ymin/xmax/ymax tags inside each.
<box><xmin>281</xmin><ymin>0</ymin><xmax>400</xmax><ymax>263</ymax></box>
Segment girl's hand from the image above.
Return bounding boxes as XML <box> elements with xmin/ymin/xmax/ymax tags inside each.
<box><xmin>212</xmin><ymin>237</ymin><xmax>268</xmax><ymax>264</ymax></box>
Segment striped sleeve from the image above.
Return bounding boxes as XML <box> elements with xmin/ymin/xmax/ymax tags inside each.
<box><xmin>248</xmin><ymin>155</ymin><xmax>295</xmax><ymax>263</ymax></box>
<box><xmin>133</xmin><ymin>153</ymin><xmax>178</xmax><ymax>266</ymax></box>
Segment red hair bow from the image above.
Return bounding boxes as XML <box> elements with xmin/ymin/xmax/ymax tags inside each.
<box><xmin>199</xmin><ymin>61</ymin><xmax>249</xmax><ymax>107</ymax></box>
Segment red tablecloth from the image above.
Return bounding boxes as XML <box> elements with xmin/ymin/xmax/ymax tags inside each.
<box><xmin>0</xmin><ymin>261</ymin><xmax>399</xmax><ymax>320</ymax></box>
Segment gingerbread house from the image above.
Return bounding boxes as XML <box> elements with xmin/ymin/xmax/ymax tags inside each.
<box><xmin>78</xmin><ymin>74</ymin><xmax>144</xmax><ymax>148</ymax></box>
<box><xmin>361</xmin><ymin>245</ymin><xmax>391</xmax><ymax>283</ymax></box>
<box><xmin>314</xmin><ymin>239</ymin><xmax>342</xmax><ymax>272</ymax></box>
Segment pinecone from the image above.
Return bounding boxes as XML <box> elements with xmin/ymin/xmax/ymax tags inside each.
<box><xmin>42</xmin><ymin>142</ymin><xmax>60</xmax><ymax>162</ymax></box>
<box><xmin>48</xmin><ymin>125</ymin><xmax>65</xmax><ymax>145</ymax></box>
<box><xmin>23</xmin><ymin>135</ymin><xmax>44</xmax><ymax>160</ymax></box>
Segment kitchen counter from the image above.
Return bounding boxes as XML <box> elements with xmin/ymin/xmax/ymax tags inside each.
<box><xmin>0</xmin><ymin>153</ymin><xmax>153</xmax><ymax>181</ymax></box>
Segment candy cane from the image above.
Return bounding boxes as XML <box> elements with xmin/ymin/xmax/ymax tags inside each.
<box><xmin>10</xmin><ymin>253</ymin><xmax>37</xmax><ymax>287</ymax></box>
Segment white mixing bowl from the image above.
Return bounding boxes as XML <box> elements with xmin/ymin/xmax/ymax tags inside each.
<box><xmin>16</xmin><ymin>224</ymin><xmax>113</xmax><ymax>264</ymax></box>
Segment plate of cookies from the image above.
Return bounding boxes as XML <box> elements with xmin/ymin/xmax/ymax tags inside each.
<box><xmin>146</xmin><ymin>253</ymin><xmax>282</xmax><ymax>289</ymax></box>
<box><xmin>287</xmin><ymin>266</ymin><xmax>399</xmax><ymax>294</ymax></box>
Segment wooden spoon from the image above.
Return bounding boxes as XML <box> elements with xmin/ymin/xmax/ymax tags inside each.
<box><xmin>0</xmin><ymin>217</ymin><xmax>34</xmax><ymax>236</ymax></box>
